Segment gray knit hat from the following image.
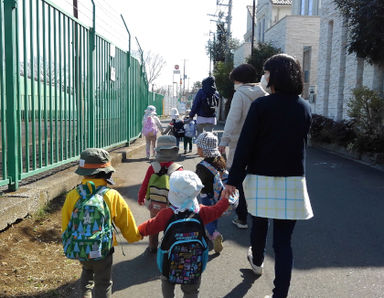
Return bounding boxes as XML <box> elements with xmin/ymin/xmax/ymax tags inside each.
<box><xmin>195</xmin><ymin>132</ymin><xmax>221</xmax><ymax>158</ymax></box>
<box><xmin>75</xmin><ymin>148</ymin><xmax>115</xmax><ymax>176</ymax></box>
<box><xmin>155</xmin><ymin>135</ymin><xmax>179</xmax><ymax>162</ymax></box>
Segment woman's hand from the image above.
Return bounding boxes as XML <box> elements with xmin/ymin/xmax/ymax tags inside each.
<box><xmin>221</xmin><ymin>184</ymin><xmax>237</xmax><ymax>199</ymax></box>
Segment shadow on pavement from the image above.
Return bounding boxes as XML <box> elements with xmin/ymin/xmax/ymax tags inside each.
<box><xmin>222</xmin><ymin>268</ymin><xmax>259</xmax><ymax>298</ymax></box>
<box><xmin>112</xmin><ymin>250</ymin><xmax>160</xmax><ymax>291</ymax></box>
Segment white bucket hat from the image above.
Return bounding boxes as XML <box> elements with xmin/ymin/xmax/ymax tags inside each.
<box><xmin>170</xmin><ymin>108</ymin><xmax>179</xmax><ymax>119</ymax></box>
<box><xmin>145</xmin><ymin>105</ymin><xmax>157</xmax><ymax>114</ymax></box>
<box><xmin>168</xmin><ymin>171</ymin><xmax>203</xmax><ymax>213</ymax></box>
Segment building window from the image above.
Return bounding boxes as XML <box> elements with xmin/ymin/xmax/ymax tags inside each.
<box><xmin>303</xmin><ymin>46</ymin><xmax>312</xmax><ymax>83</ymax></box>
<box><xmin>262</xmin><ymin>18</ymin><xmax>265</xmax><ymax>42</ymax></box>
<box><xmin>300</xmin><ymin>0</ymin><xmax>314</xmax><ymax>16</ymax></box>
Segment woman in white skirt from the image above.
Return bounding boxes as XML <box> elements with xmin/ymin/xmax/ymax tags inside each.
<box><xmin>222</xmin><ymin>54</ymin><xmax>314</xmax><ymax>298</ymax></box>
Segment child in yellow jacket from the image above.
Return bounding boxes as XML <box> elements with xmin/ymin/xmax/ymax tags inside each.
<box><xmin>62</xmin><ymin>148</ymin><xmax>142</xmax><ymax>298</ymax></box>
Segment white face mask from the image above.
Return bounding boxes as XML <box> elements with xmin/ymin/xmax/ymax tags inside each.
<box><xmin>260</xmin><ymin>73</ymin><xmax>271</xmax><ymax>94</ymax></box>
<box><xmin>234</xmin><ymin>83</ymin><xmax>241</xmax><ymax>91</ymax></box>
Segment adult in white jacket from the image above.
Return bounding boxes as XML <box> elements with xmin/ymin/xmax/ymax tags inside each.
<box><xmin>219</xmin><ymin>64</ymin><xmax>267</xmax><ymax>228</ymax></box>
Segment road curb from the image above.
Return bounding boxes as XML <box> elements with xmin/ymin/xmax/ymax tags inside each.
<box><xmin>0</xmin><ymin>138</ymin><xmax>146</xmax><ymax>231</ymax></box>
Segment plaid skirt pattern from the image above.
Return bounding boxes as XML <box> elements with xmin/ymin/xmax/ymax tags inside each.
<box><xmin>243</xmin><ymin>174</ymin><xmax>314</xmax><ymax>220</ymax></box>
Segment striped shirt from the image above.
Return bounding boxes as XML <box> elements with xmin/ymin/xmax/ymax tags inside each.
<box><xmin>243</xmin><ymin>174</ymin><xmax>313</xmax><ymax>220</ymax></box>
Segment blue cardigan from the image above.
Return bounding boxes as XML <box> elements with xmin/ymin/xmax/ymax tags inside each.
<box><xmin>227</xmin><ymin>93</ymin><xmax>312</xmax><ymax>187</ymax></box>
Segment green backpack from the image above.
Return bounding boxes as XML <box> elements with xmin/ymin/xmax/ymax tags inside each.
<box><xmin>146</xmin><ymin>162</ymin><xmax>183</xmax><ymax>204</ymax></box>
<box><xmin>62</xmin><ymin>182</ymin><xmax>113</xmax><ymax>261</ymax></box>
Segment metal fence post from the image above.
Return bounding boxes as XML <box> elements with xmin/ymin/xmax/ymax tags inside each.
<box><xmin>4</xmin><ymin>0</ymin><xmax>19</xmax><ymax>191</ymax></box>
<box><xmin>88</xmin><ymin>0</ymin><xmax>96</xmax><ymax>147</ymax></box>
<box><xmin>121</xmin><ymin>15</ymin><xmax>131</xmax><ymax>144</ymax></box>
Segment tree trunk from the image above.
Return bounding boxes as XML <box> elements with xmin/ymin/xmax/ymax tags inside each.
<box><xmin>372</xmin><ymin>63</ymin><xmax>384</xmax><ymax>95</ymax></box>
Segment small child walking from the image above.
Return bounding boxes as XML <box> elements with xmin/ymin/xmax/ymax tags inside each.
<box><xmin>138</xmin><ymin>170</ymin><xmax>231</xmax><ymax>298</ymax></box>
<box><xmin>137</xmin><ymin>135</ymin><xmax>183</xmax><ymax>253</ymax></box>
<box><xmin>163</xmin><ymin>108</ymin><xmax>184</xmax><ymax>148</ymax></box>
<box><xmin>61</xmin><ymin>148</ymin><xmax>142</xmax><ymax>297</ymax></box>
<box><xmin>195</xmin><ymin>132</ymin><xmax>227</xmax><ymax>253</ymax></box>
<box><xmin>183</xmin><ymin>111</ymin><xmax>196</xmax><ymax>154</ymax></box>
<box><xmin>142</xmin><ymin>105</ymin><xmax>163</xmax><ymax>159</ymax></box>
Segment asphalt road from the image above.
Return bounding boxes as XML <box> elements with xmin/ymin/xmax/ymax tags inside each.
<box><xmin>98</xmin><ymin>135</ymin><xmax>384</xmax><ymax>298</ymax></box>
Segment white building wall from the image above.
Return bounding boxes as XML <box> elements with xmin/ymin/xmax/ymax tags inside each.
<box><xmin>233</xmin><ymin>42</ymin><xmax>252</xmax><ymax>67</ymax></box>
<box><xmin>271</xmin><ymin>6</ymin><xmax>291</xmax><ymax>25</ymax></box>
<box><xmin>316</xmin><ymin>0</ymin><xmax>377</xmax><ymax>120</ymax></box>
<box><xmin>265</xmin><ymin>15</ymin><xmax>320</xmax><ymax>105</ymax></box>
<box><xmin>264</xmin><ymin>17</ymin><xmax>287</xmax><ymax>51</ymax></box>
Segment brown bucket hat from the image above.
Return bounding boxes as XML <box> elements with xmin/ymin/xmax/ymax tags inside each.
<box><xmin>75</xmin><ymin>148</ymin><xmax>115</xmax><ymax>176</ymax></box>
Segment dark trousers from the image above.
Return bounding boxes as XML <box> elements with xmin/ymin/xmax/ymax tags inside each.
<box><xmin>80</xmin><ymin>253</ymin><xmax>113</xmax><ymax>298</ymax></box>
<box><xmin>250</xmin><ymin>216</ymin><xmax>296</xmax><ymax>298</ymax></box>
<box><xmin>161</xmin><ymin>275</ymin><xmax>201</xmax><ymax>298</ymax></box>
<box><xmin>184</xmin><ymin>136</ymin><xmax>193</xmax><ymax>151</ymax></box>
<box><xmin>235</xmin><ymin>184</ymin><xmax>248</xmax><ymax>222</ymax></box>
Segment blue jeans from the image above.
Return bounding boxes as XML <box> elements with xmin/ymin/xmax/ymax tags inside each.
<box><xmin>200</xmin><ymin>195</ymin><xmax>217</xmax><ymax>236</ymax></box>
<box><xmin>250</xmin><ymin>216</ymin><xmax>296</xmax><ymax>298</ymax></box>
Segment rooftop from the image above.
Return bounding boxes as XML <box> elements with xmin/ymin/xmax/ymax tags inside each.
<box><xmin>271</xmin><ymin>0</ymin><xmax>292</xmax><ymax>5</ymax></box>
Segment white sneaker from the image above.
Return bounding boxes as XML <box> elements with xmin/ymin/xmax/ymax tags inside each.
<box><xmin>232</xmin><ymin>216</ymin><xmax>248</xmax><ymax>229</ymax></box>
<box><xmin>264</xmin><ymin>295</ymin><xmax>272</xmax><ymax>298</ymax></box>
<box><xmin>247</xmin><ymin>246</ymin><xmax>263</xmax><ymax>275</ymax></box>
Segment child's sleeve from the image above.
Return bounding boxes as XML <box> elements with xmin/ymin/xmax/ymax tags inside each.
<box><xmin>199</xmin><ymin>198</ymin><xmax>229</xmax><ymax>225</ymax></box>
<box><xmin>61</xmin><ymin>189</ymin><xmax>79</xmax><ymax>233</ymax></box>
<box><xmin>138</xmin><ymin>165</ymin><xmax>154</xmax><ymax>204</ymax></box>
<box><xmin>138</xmin><ymin>208</ymin><xmax>172</xmax><ymax>236</ymax></box>
<box><xmin>108</xmin><ymin>190</ymin><xmax>142</xmax><ymax>242</ymax></box>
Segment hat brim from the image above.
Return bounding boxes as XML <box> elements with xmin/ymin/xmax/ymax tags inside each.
<box><xmin>75</xmin><ymin>166</ymin><xmax>115</xmax><ymax>177</ymax></box>
<box><xmin>155</xmin><ymin>148</ymin><xmax>179</xmax><ymax>162</ymax></box>
<box><xmin>155</xmin><ymin>146</ymin><xmax>178</xmax><ymax>152</ymax></box>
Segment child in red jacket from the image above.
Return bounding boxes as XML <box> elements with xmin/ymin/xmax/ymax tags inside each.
<box><xmin>138</xmin><ymin>135</ymin><xmax>183</xmax><ymax>253</ymax></box>
<box><xmin>138</xmin><ymin>170</ymin><xmax>230</xmax><ymax>298</ymax></box>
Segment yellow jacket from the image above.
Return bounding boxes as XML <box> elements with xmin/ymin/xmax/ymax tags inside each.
<box><xmin>61</xmin><ymin>178</ymin><xmax>142</xmax><ymax>246</ymax></box>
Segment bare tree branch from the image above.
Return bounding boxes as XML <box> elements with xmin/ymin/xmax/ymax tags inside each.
<box><xmin>144</xmin><ymin>51</ymin><xmax>166</xmax><ymax>85</ymax></box>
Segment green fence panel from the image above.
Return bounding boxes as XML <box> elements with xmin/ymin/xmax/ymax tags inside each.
<box><xmin>0</xmin><ymin>0</ymin><xmax>153</xmax><ymax>190</ymax></box>
<box><xmin>0</xmin><ymin>0</ymin><xmax>9</xmax><ymax>187</ymax></box>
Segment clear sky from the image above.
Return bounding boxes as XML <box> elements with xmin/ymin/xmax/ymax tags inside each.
<box><xmin>57</xmin><ymin>0</ymin><xmax>251</xmax><ymax>89</ymax></box>
<box><xmin>119</xmin><ymin>0</ymin><xmax>251</xmax><ymax>89</ymax></box>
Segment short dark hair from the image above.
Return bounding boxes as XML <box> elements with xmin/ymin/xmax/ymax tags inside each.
<box><xmin>229</xmin><ymin>64</ymin><xmax>257</xmax><ymax>83</ymax></box>
<box><xmin>263</xmin><ymin>54</ymin><xmax>303</xmax><ymax>95</ymax></box>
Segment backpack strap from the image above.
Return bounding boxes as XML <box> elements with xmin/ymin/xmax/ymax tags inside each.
<box><xmin>199</xmin><ymin>160</ymin><xmax>218</xmax><ymax>176</ymax></box>
<box><xmin>151</xmin><ymin>161</ymin><xmax>162</xmax><ymax>173</ymax></box>
<box><xmin>167</xmin><ymin>163</ymin><xmax>183</xmax><ymax>175</ymax></box>
<box><xmin>77</xmin><ymin>182</ymin><xmax>109</xmax><ymax>200</ymax></box>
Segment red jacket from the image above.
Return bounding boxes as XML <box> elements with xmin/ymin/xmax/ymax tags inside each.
<box><xmin>138</xmin><ymin>198</ymin><xmax>229</xmax><ymax>236</ymax></box>
<box><xmin>137</xmin><ymin>161</ymin><xmax>183</xmax><ymax>204</ymax></box>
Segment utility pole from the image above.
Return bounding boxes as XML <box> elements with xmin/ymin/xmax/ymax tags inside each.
<box><xmin>183</xmin><ymin>59</ymin><xmax>186</xmax><ymax>95</ymax></box>
<box><xmin>73</xmin><ymin>0</ymin><xmax>78</xmax><ymax>18</ymax></box>
<box><xmin>251</xmin><ymin>0</ymin><xmax>255</xmax><ymax>57</ymax></box>
<box><xmin>215</xmin><ymin>0</ymin><xmax>232</xmax><ymax>62</ymax></box>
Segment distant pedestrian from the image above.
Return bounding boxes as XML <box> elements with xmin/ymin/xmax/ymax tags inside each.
<box><xmin>137</xmin><ymin>135</ymin><xmax>183</xmax><ymax>253</ymax></box>
<box><xmin>138</xmin><ymin>170</ymin><xmax>231</xmax><ymax>298</ymax></box>
<box><xmin>163</xmin><ymin>108</ymin><xmax>185</xmax><ymax>148</ymax></box>
<box><xmin>218</xmin><ymin>64</ymin><xmax>267</xmax><ymax>229</ymax></box>
<box><xmin>62</xmin><ymin>148</ymin><xmax>142</xmax><ymax>298</ymax></box>
<box><xmin>189</xmin><ymin>77</ymin><xmax>220</xmax><ymax>135</ymax></box>
<box><xmin>195</xmin><ymin>132</ymin><xmax>227</xmax><ymax>253</ymax></box>
<box><xmin>183</xmin><ymin>110</ymin><xmax>196</xmax><ymax>154</ymax></box>
<box><xmin>142</xmin><ymin>105</ymin><xmax>163</xmax><ymax>160</ymax></box>
<box><xmin>222</xmin><ymin>54</ymin><xmax>314</xmax><ymax>298</ymax></box>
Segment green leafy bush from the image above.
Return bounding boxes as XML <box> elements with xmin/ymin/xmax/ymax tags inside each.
<box><xmin>311</xmin><ymin>87</ymin><xmax>384</xmax><ymax>154</ymax></box>
<box><xmin>311</xmin><ymin>114</ymin><xmax>356</xmax><ymax>147</ymax></box>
